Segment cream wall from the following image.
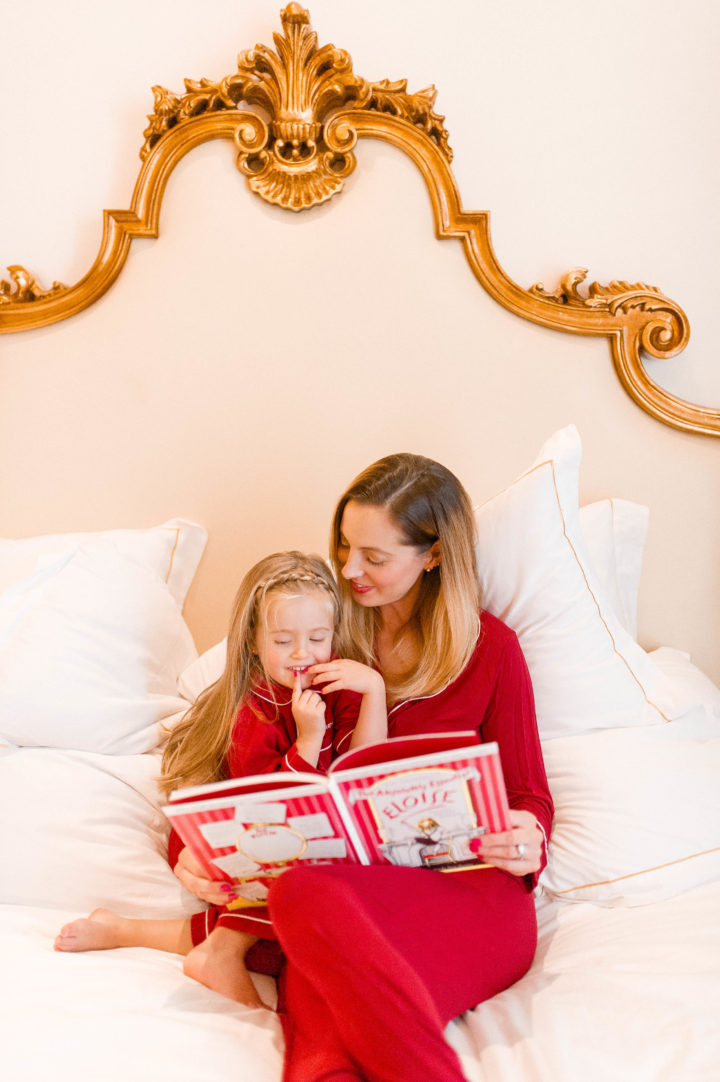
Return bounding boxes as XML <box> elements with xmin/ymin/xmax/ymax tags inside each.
<box><xmin>1</xmin><ymin>1</ymin><xmax>719</xmax><ymax>682</ymax></box>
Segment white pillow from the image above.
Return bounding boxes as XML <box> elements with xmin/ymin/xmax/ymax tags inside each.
<box><xmin>540</xmin><ymin>713</ymin><xmax>720</xmax><ymax>905</ymax></box>
<box><xmin>475</xmin><ymin>425</ymin><xmax>685</xmax><ymax>739</ymax></box>
<box><xmin>0</xmin><ymin>543</ymin><xmax>197</xmax><ymax>754</ymax></box>
<box><xmin>0</xmin><ymin>518</ymin><xmax>207</xmax><ymax>608</ymax></box>
<box><xmin>0</xmin><ymin>747</ymin><xmax>200</xmax><ymax>917</ymax></box>
<box><xmin>579</xmin><ymin>498</ymin><xmax>649</xmax><ymax>639</ymax></box>
<box><xmin>178</xmin><ymin>638</ymin><xmax>228</xmax><ymax>703</ymax></box>
<box><xmin>649</xmin><ymin>646</ymin><xmax>720</xmax><ymax>717</ymax></box>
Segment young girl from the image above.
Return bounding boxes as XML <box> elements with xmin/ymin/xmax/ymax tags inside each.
<box><xmin>54</xmin><ymin>551</ymin><xmax>387</xmax><ymax>1007</ymax></box>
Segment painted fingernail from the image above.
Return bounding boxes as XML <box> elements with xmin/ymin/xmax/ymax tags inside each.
<box><xmin>220</xmin><ymin>883</ymin><xmax>233</xmax><ymax>893</ymax></box>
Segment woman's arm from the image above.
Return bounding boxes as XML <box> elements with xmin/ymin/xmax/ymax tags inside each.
<box><xmin>476</xmin><ymin>627</ymin><xmax>553</xmax><ymax>882</ymax></box>
<box><xmin>309</xmin><ymin>660</ymin><xmax>388</xmax><ymax>751</ymax></box>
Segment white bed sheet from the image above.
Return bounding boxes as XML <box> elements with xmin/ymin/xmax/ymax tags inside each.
<box><xmin>3</xmin><ymin>884</ymin><xmax>718</xmax><ymax>1082</ymax></box>
<box><xmin>449</xmin><ymin>883</ymin><xmax>720</xmax><ymax>1082</ymax></box>
<box><xmin>0</xmin><ymin>904</ymin><xmax>282</xmax><ymax>1082</ymax></box>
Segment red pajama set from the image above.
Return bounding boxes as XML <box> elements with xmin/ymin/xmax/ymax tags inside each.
<box><xmin>167</xmin><ymin>680</ymin><xmax>361</xmax><ymax>964</ymax></box>
<box><xmin>266</xmin><ymin>612</ymin><xmax>554</xmax><ymax>1082</ymax></box>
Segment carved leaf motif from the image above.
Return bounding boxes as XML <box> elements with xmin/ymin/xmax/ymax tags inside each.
<box><xmin>0</xmin><ymin>265</ymin><xmax>66</xmax><ymax>305</ymax></box>
<box><xmin>368</xmin><ymin>80</ymin><xmax>452</xmax><ymax>160</ymax></box>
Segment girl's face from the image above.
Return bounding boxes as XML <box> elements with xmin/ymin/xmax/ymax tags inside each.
<box><xmin>337</xmin><ymin>500</ymin><xmax>436</xmax><ymax>612</ymax></box>
<box><xmin>255</xmin><ymin>590</ymin><xmax>335</xmax><ymax>690</ymax></box>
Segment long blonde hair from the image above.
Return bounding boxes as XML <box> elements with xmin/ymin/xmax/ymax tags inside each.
<box><xmin>160</xmin><ymin>551</ymin><xmax>341</xmax><ymax>796</ymax></box>
<box><xmin>330</xmin><ymin>453</ymin><xmax>481</xmax><ymax>703</ymax></box>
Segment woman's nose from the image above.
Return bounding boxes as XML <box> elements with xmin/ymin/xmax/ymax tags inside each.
<box><xmin>341</xmin><ymin>550</ymin><xmax>360</xmax><ymax>578</ymax></box>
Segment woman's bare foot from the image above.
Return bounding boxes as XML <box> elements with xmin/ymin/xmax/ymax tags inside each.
<box><xmin>54</xmin><ymin>908</ymin><xmax>125</xmax><ymax>952</ymax></box>
<box><xmin>183</xmin><ymin>927</ymin><xmax>270</xmax><ymax>1009</ymax></box>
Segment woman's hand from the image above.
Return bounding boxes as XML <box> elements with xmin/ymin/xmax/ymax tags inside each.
<box><xmin>471</xmin><ymin>809</ymin><xmax>544</xmax><ymax>876</ymax></box>
<box><xmin>311</xmin><ymin>660</ymin><xmax>387</xmax><ymax>749</ymax></box>
<box><xmin>173</xmin><ymin>845</ymin><xmax>235</xmax><ymax>906</ymax></box>
<box><xmin>309</xmin><ymin>659</ymin><xmax>384</xmax><ymax>697</ymax></box>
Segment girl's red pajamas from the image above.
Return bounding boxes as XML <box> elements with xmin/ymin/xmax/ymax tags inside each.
<box><xmin>167</xmin><ymin>679</ymin><xmax>361</xmax><ymax>972</ymax></box>
<box><xmin>266</xmin><ymin>611</ymin><xmax>554</xmax><ymax>1082</ymax></box>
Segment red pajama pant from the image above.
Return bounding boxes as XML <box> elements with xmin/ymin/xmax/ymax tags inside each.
<box><xmin>267</xmin><ymin>863</ymin><xmax>537</xmax><ymax>1082</ymax></box>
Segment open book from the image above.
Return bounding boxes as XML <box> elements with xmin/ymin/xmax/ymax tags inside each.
<box><xmin>163</xmin><ymin>732</ymin><xmax>511</xmax><ymax>906</ymax></box>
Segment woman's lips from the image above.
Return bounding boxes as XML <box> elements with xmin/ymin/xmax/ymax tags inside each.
<box><xmin>350</xmin><ymin>581</ymin><xmax>372</xmax><ymax>594</ymax></box>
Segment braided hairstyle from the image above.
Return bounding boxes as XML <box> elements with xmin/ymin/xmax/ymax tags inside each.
<box><xmin>160</xmin><ymin>551</ymin><xmax>341</xmax><ymax>795</ymax></box>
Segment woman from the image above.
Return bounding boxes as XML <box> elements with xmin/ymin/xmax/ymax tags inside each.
<box><xmin>174</xmin><ymin>453</ymin><xmax>553</xmax><ymax>1082</ymax></box>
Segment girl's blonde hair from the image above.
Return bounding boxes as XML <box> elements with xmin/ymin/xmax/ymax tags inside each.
<box><xmin>330</xmin><ymin>453</ymin><xmax>481</xmax><ymax>704</ymax></box>
<box><xmin>160</xmin><ymin>551</ymin><xmax>341</xmax><ymax>796</ymax></box>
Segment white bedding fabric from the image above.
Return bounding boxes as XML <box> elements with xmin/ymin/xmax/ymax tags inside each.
<box><xmin>448</xmin><ymin>884</ymin><xmax>720</xmax><ymax>1082</ymax></box>
<box><xmin>3</xmin><ymin>885</ymin><xmax>718</xmax><ymax>1082</ymax></box>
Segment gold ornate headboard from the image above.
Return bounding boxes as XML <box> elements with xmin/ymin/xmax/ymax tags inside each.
<box><xmin>1</xmin><ymin>3</ymin><xmax>717</xmax><ymax>438</ymax></box>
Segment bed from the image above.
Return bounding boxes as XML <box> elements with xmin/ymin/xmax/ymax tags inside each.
<box><xmin>2</xmin><ymin>7</ymin><xmax>719</xmax><ymax>1082</ymax></box>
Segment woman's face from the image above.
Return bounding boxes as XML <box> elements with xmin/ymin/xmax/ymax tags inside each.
<box><xmin>337</xmin><ymin>501</ymin><xmax>436</xmax><ymax>611</ymax></box>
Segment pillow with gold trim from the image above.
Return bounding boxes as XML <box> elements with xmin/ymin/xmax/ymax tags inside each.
<box><xmin>475</xmin><ymin>426</ymin><xmax>691</xmax><ymax>739</ymax></box>
<box><xmin>540</xmin><ymin>704</ymin><xmax>720</xmax><ymax>905</ymax></box>
<box><xmin>0</xmin><ymin>518</ymin><xmax>206</xmax><ymax>609</ymax></box>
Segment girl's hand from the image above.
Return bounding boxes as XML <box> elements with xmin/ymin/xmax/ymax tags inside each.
<box><xmin>173</xmin><ymin>845</ymin><xmax>236</xmax><ymax>906</ymax></box>
<box><xmin>309</xmin><ymin>659</ymin><xmax>384</xmax><ymax>697</ymax></box>
<box><xmin>470</xmin><ymin>810</ymin><xmax>544</xmax><ymax>876</ymax></box>
<box><xmin>291</xmin><ymin>673</ymin><xmax>327</xmax><ymax>768</ymax></box>
<box><xmin>291</xmin><ymin>675</ymin><xmax>327</xmax><ymax>739</ymax></box>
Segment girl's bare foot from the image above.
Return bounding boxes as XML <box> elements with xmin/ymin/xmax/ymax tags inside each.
<box><xmin>54</xmin><ymin>909</ymin><xmax>192</xmax><ymax>955</ymax></box>
<box><xmin>183</xmin><ymin>928</ymin><xmax>270</xmax><ymax>1009</ymax></box>
<box><xmin>54</xmin><ymin>908</ymin><xmax>125</xmax><ymax>952</ymax></box>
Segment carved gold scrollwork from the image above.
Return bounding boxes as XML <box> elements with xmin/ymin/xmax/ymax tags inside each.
<box><xmin>141</xmin><ymin>4</ymin><xmax>372</xmax><ymax>211</ymax></box>
<box><xmin>1</xmin><ymin>6</ymin><xmax>717</xmax><ymax>438</ymax></box>
<box><xmin>0</xmin><ymin>265</ymin><xmax>66</xmax><ymax>305</ymax></box>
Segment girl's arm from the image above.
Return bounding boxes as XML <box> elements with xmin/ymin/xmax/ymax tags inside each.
<box><xmin>309</xmin><ymin>660</ymin><xmax>387</xmax><ymax>750</ymax></box>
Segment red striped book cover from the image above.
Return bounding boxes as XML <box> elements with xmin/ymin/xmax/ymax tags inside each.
<box><xmin>163</xmin><ymin>733</ymin><xmax>510</xmax><ymax>904</ymax></box>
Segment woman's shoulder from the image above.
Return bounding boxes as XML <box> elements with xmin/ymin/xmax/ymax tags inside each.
<box><xmin>477</xmin><ymin>609</ymin><xmax>519</xmax><ymax>650</ymax></box>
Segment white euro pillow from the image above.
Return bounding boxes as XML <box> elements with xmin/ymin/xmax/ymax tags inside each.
<box><xmin>0</xmin><ymin>518</ymin><xmax>207</xmax><ymax>608</ymax></box>
<box><xmin>475</xmin><ymin>425</ymin><xmax>686</xmax><ymax>739</ymax></box>
<box><xmin>0</xmin><ymin>542</ymin><xmax>197</xmax><ymax>754</ymax></box>
<box><xmin>578</xmin><ymin>498</ymin><xmax>649</xmax><ymax>640</ymax></box>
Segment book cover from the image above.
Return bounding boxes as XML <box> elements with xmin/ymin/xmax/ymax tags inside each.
<box><xmin>163</xmin><ymin>732</ymin><xmax>510</xmax><ymax>906</ymax></box>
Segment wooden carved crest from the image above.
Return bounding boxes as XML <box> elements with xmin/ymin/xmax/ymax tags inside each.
<box><xmin>1</xmin><ymin>4</ymin><xmax>717</xmax><ymax>438</ymax></box>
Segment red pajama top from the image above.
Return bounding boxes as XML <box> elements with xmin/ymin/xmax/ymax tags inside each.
<box><xmin>167</xmin><ymin>681</ymin><xmax>362</xmax><ymax>870</ymax></box>
<box><xmin>386</xmin><ymin>610</ymin><xmax>553</xmax><ymax>870</ymax></box>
